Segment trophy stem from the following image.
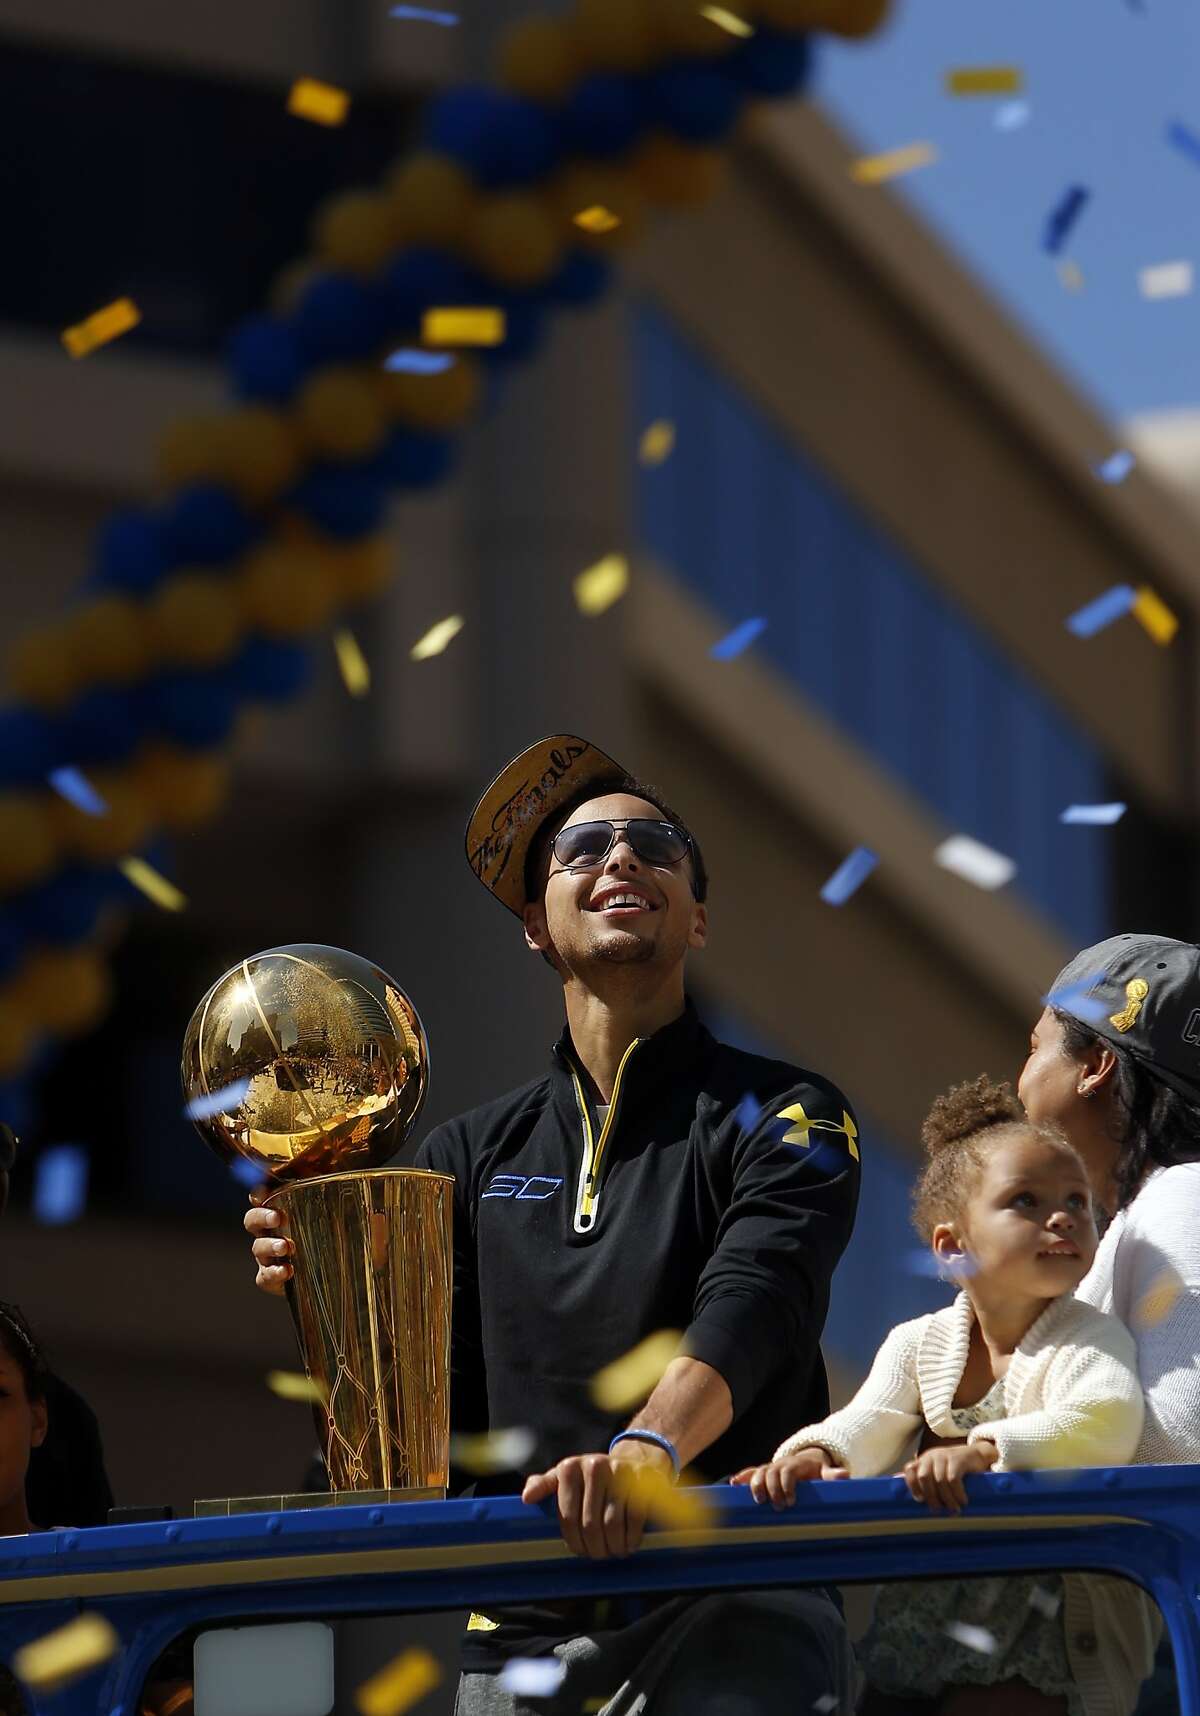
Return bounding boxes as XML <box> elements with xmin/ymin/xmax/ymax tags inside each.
<box><xmin>267</xmin><ymin>1168</ymin><xmax>453</xmax><ymax>1498</ymax></box>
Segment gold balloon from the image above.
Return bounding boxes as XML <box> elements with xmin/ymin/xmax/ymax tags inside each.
<box><xmin>311</xmin><ymin>190</ymin><xmax>401</xmax><ymax>276</ymax></box>
<box><xmin>15</xmin><ymin>948</ymin><xmax>111</xmax><ymax>1038</ymax></box>
<box><xmin>386</xmin><ymin>154</ymin><xmax>478</xmax><ymax>248</ymax></box>
<box><xmin>7</xmin><ymin>627</ymin><xmax>80</xmax><ymax>712</ymax></box>
<box><xmin>69</xmin><ymin>596</ymin><xmax>150</xmax><ymax>686</ymax></box>
<box><xmin>134</xmin><ymin>745</ymin><xmax>230</xmax><ymax>830</ymax></box>
<box><xmin>296</xmin><ymin>367</ymin><xmax>387</xmax><ymax>461</ymax></box>
<box><xmin>0</xmin><ymin>796</ymin><xmax>58</xmax><ymax>890</ymax></box>
<box><xmin>148</xmin><ymin>572</ymin><xmax>245</xmax><ymax>668</ymax></box>
<box><xmin>318</xmin><ymin>535</ymin><xmax>396</xmax><ymax>605</ymax></box>
<box><xmin>221</xmin><ymin>407</ymin><xmax>302</xmax><ymax>506</ymax></box>
<box><xmin>630</xmin><ymin>133</ymin><xmax>728</xmax><ymax>205</ymax></box>
<box><xmin>377</xmin><ymin>353</ymin><xmax>481</xmax><ymax>431</ymax></box>
<box><xmin>498</xmin><ymin>15</ymin><xmax>580</xmax><ymax>103</ymax></box>
<box><xmin>182</xmin><ymin>944</ymin><xmax>430</xmax><ymax>1182</ymax></box>
<box><xmin>156</xmin><ymin>415</ymin><xmax>228</xmax><ymax>487</ymax></box>
<box><xmin>56</xmin><ymin>775</ymin><xmax>151</xmax><ymax>862</ymax></box>
<box><xmin>468</xmin><ymin>194</ymin><xmax>564</xmax><ymax>287</ymax></box>
<box><xmin>241</xmin><ymin>543</ymin><xmax>339</xmax><ymax>636</ymax></box>
<box><xmin>571</xmin><ymin>0</ymin><xmax>658</xmax><ymax>72</ymax></box>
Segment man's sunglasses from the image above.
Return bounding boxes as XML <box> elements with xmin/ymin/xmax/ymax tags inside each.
<box><xmin>550</xmin><ymin>818</ymin><xmax>692</xmax><ymax>873</ymax></box>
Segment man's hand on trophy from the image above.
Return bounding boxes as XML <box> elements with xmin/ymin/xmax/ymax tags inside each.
<box><xmin>245</xmin><ymin>1194</ymin><xmax>294</xmax><ymax>1296</ymax></box>
<box><xmin>521</xmin><ymin>1442</ymin><xmax>675</xmax><ymax>1559</ymax></box>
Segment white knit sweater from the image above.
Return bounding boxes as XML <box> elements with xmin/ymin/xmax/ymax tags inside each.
<box><xmin>775</xmin><ymin>1292</ymin><xmax>1151</xmax><ymax>1716</ymax></box>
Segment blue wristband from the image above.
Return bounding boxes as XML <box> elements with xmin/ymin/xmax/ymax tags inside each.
<box><xmin>608</xmin><ymin>1429</ymin><xmax>681</xmax><ymax>1478</ymax></box>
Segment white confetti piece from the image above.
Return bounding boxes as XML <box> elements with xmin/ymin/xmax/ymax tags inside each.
<box><xmin>813</xmin><ymin>1699</ymin><xmax>839</xmax><ymax>1714</ymax></box>
<box><xmin>994</xmin><ymin>100</ymin><xmax>1030</xmax><ymax>130</ymax></box>
<box><xmin>1028</xmin><ymin>1586</ymin><xmax>1062</xmax><ymax>1619</ymax></box>
<box><xmin>1139</xmin><ymin>260</ymin><xmax>1193</xmax><ymax>299</ymax></box>
<box><xmin>410</xmin><ymin>615</ymin><xmax>464</xmax><ymax>661</ymax></box>
<box><xmin>499</xmin><ymin>1659</ymin><xmax>567</xmax><ymax>1698</ymax></box>
<box><xmin>450</xmin><ymin>1427</ymin><xmax>537</xmax><ymax>1474</ymax></box>
<box><xmin>944</xmin><ymin>1620</ymin><xmax>996</xmax><ymax>1655</ymax></box>
<box><xmin>934</xmin><ymin>835</ymin><xmax>1016</xmax><ymax>891</ymax></box>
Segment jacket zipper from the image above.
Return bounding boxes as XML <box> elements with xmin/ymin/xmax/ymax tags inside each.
<box><xmin>568</xmin><ymin>1038</ymin><xmax>641</xmax><ymax>1234</ymax></box>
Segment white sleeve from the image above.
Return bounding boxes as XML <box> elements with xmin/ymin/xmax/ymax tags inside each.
<box><xmin>775</xmin><ymin>1320</ymin><xmax>924</xmax><ymax>1476</ymax></box>
<box><xmin>968</xmin><ymin>1324</ymin><xmax>1144</xmax><ymax>1471</ymax></box>
<box><xmin>1112</xmin><ymin>1174</ymin><xmax>1200</xmax><ymax>1464</ymax></box>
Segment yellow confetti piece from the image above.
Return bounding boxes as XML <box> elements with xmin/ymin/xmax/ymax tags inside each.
<box><xmin>1135</xmin><ymin>1268</ymin><xmax>1184</xmax><ymax>1329</ymax></box>
<box><xmin>1056</xmin><ymin>259</ymin><xmax>1085</xmax><ymax>293</ymax></box>
<box><xmin>266</xmin><ymin>1369</ymin><xmax>328</xmax><ymax>1404</ymax></box>
<box><xmin>287</xmin><ymin>77</ymin><xmax>350</xmax><ymax>126</ymax></box>
<box><xmin>334</xmin><ymin>627</ymin><xmax>372</xmax><ymax>697</ymax></box>
<box><xmin>630</xmin><ymin>1469</ymin><xmax>716</xmax><ymax>1534</ymax></box>
<box><xmin>639</xmin><ymin>420</ymin><xmax>676</xmax><ymax>467</ymax></box>
<box><xmin>422</xmin><ymin>307</ymin><xmax>506</xmax><ymax>347</ymax></box>
<box><xmin>13</xmin><ymin>1613</ymin><xmax>119</xmax><ymax>1693</ymax></box>
<box><xmin>699</xmin><ymin>4</ymin><xmax>755</xmax><ymax>36</ymax></box>
<box><xmin>849</xmin><ymin>142</ymin><xmax>937</xmax><ymax>185</ymax></box>
<box><xmin>410</xmin><ymin>614</ymin><xmax>465</xmax><ymax>661</ymax></box>
<box><xmin>574</xmin><ymin>204</ymin><xmax>622</xmax><ymax>234</ymax></box>
<box><xmin>356</xmin><ymin>1648</ymin><xmax>441</xmax><ymax>1716</ymax></box>
<box><xmin>61</xmin><ymin>297</ymin><xmax>141</xmax><ymax>359</ymax></box>
<box><xmin>1133</xmin><ymin>586</ymin><xmax>1179</xmax><ymax>646</ymax></box>
<box><xmin>945</xmin><ymin>66</ymin><xmax>1023</xmax><ymax>96</ymax></box>
<box><xmin>119</xmin><ymin>857</ymin><xmax>187</xmax><ymax>913</ymax></box>
<box><xmin>574</xmin><ymin>554</ymin><xmax>630</xmax><ymax>617</ymax></box>
<box><xmin>591</xmin><ymin>1329</ymin><xmax>681</xmax><ymax>1412</ymax></box>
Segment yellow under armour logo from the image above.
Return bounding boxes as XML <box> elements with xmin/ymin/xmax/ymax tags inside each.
<box><xmin>1110</xmin><ymin>978</ymin><xmax>1148</xmax><ymax>1033</ymax></box>
<box><xmin>776</xmin><ymin>1103</ymin><xmax>860</xmax><ymax>1160</ymax></box>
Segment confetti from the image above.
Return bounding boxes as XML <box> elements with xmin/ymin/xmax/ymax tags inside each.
<box><xmin>1028</xmin><ymin>1586</ymin><xmax>1062</xmax><ymax>1620</ymax></box>
<box><xmin>1061</xmin><ymin>803</ymin><xmax>1126</xmax><ymax>826</ymax></box>
<box><xmin>185</xmin><ymin>1078</ymin><xmax>253</xmax><ymax>1122</ymax></box>
<box><xmin>573</xmin><ymin>205</ymin><xmax>621</xmax><ymax>234</ymax></box>
<box><xmin>119</xmin><ymin>856</ymin><xmax>188</xmax><ymax>912</ymax></box>
<box><xmin>450</xmin><ymin>1426</ymin><xmax>537</xmax><ymax>1475</ymax></box>
<box><xmin>699</xmin><ymin>5</ymin><xmax>755</xmax><ymax>36</ymax></box>
<box><xmin>1139</xmin><ymin>261</ymin><xmax>1193</xmax><ymax>300</ymax></box>
<box><xmin>813</xmin><ymin>1700</ymin><xmax>839</xmax><ymax>1715</ymax></box>
<box><xmin>49</xmin><ymin>767</ymin><xmax>108</xmax><ymax>816</ymax></box>
<box><xmin>945</xmin><ymin>66</ymin><xmax>1023</xmax><ymax>96</ymax></box>
<box><xmin>639</xmin><ymin>420</ymin><xmax>676</xmax><ymax>467</ymax></box>
<box><xmin>1066</xmin><ymin>584</ymin><xmax>1136</xmax><ymax>638</ymax></box>
<box><xmin>1043</xmin><ymin>975</ymin><xmax>1110</xmax><ymax>1028</ymax></box>
<box><xmin>943</xmin><ymin>1621</ymin><xmax>996</xmax><ymax>1655</ymax></box>
<box><xmin>820</xmin><ymin>846</ymin><xmax>878</xmax><ymax>906</ymax></box>
<box><xmin>33</xmin><ymin>1144</ymin><xmax>88</xmax><ymax>1226</ymax></box>
<box><xmin>994</xmin><ymin>101</ymin><xmax>1030</xmax><ymax>131</ymax></box>
<box><xmin>574</xmin><ymin>554</ymin><xmax>629</xmax><ymax>617</ymax></box>
<box><xmin>287</xmin><ymin>77</ymin><xmax>350</xmax><ymax>127</ymax></box>
<box><xmin>384</xmin><ymin>349</ymin><xmax>456</xmax><ymax>374</ymax></box>
<box><xmin>267</xmin><ymin>1370</ymin><xmax>328</xmax><ymax>1405</ymax></box>
<box><xmin>735</xmin><ymin>1093</ymin><xmax>760</xmax><ymax>1133</ymax></box>
<box><xmin>356</xmin><ymin>1648</ymin><xmax>441</xmax><ymax>1716</ymax></box>
<box><xmin>13</xmin><ymin>1614</ymin><xmax>119</xmax><ymax>1693</ymax></box>
<box><xmin>591</xmin><ymin>1330</ymin><xmax>682</xmax><ymax>1412</ymax></box>
<box><xmin>389</xmin><ymin>4</ymin><xmax>458</xmax><ymax>19</ymax></box>
<box><xmin>422</xmin><ymin>307</ymin><xmax>506</xmax><ymax>347</ymax></box>
<box><xmin>1133</xmin><ymin>586</ymin><xmax>1179</xmax><ymax>645</ymax></box>
<box><xmin>230</xmin><ymin>1157</ymin><xmax>265</xmax><ymax>1189</ymax></box>
<box><xmin>1042</xmin><ymin>185</ymin><xmax>1089</xmax><ymax>256</ymax></box>
<box><xmin>905</xmin><ymin>1248</ymin><xmax>976</xmax><ymax>1280</ymax></box>
<box><xmin>410</xmin><ymin>615</ymin><xmax>464</xmax><ymax>661</ymax></box>
<box><xmin>622</xmin><ymin>1467</ymin><xmax>715</xmax><ymax>1533</ymax></box>
<box><xmin>1056</xmin><ymin>259</ymin><xmax>1085</xmax><ymax>292</ymax></box>
<box><xmin>499</xmin><ymin>1660</ymin><xmax>567</xmax><ymax>1698</ymax></box>
<box><xmin>334</xmin><ymin>627</ymin><xmax>372</xmax><ymax>697</ymax></box>
<box><xmin>1094</xmin><ymin>450</ymin><xmax>1134</xmax><ymax>484</ymax></box>
<box><xmin>1134</xmin><ymin>1267</ymin><xmax>1184</xmax><ymax>1329</ymax></box>
<box><xmin>850</xmin><ymin>143</ymin><xmax>937</xmax><ymax>185</ymax></box>
<box><xmin>711</xmin><ymin>617</ymin><xmax>767</xmax><ymax>660</ymax></box>
<box><xmin>934</xmin><ymin>836</ymin><xmax>1015</xmax><ymax>891</ymax></box>
<box><xmin>61</xmin><ymin>297</ymin><xmax>141</xmax><ymax>359</ymax></box>
<box><xmin>1166</xmin><ymin>118</ymin><xmax>1200</xmax><ymax>169</ymax></box>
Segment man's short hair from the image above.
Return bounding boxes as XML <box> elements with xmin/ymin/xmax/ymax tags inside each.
<box><xmin>523</xmin><ymin>775</ymin><xmax>709</xmax><ymax>907</ymax></box>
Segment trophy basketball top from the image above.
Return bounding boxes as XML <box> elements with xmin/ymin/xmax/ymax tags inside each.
<box><xmin>181</xmin><ymin>944</ymin><xmax>429</xmax><ymax>1183</ymax></box>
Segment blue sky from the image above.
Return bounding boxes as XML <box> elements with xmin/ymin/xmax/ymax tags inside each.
<box><xmin>815</xmin><ymin>0</ymin><xmax>1200</xmax><ymax>425</ymax></box>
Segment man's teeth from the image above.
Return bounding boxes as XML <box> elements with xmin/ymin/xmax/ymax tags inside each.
<box><xmin>601</xmin><ymin>894</ymin><xmax>649</xmax><ymax>909</ymax></box>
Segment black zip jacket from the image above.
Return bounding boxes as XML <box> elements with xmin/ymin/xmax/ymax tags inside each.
<box><xmin>414</xmin><ymin>1000</ymin><xmax>860</xmax><ymax>1664</ymax></box>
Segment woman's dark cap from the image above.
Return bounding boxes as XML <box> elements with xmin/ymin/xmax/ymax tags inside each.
<box><xmin>1049</xmin><ymin>934</ymin><xmax>1200</xmax><ymax>1104</ymax></box>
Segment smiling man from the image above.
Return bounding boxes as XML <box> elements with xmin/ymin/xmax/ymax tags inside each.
<box><xmin>247</xmin><ymin>734</ymin><xmax>861</xmax><ymax>1715</ymax></box>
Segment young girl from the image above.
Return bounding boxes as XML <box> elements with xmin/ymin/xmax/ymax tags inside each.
<box><xmin>733</xmin><ymin>1078</ymin><xmax>1147</xmax><ymax>1716</ymax></box>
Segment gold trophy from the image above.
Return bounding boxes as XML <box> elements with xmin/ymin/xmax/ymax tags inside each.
<box><xmin>182</xmin><ymin>944</ymin><xmax>453</xmax><ymax>1512</ymax></box>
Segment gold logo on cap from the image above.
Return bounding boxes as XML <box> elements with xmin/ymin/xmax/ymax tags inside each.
<box><xmin>1110</xmin><ymin>978</ymin><xmax>1149</xmax><ymax>1033</ymax></box>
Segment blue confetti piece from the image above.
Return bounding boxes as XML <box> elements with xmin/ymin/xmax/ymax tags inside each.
<box><xmin>48</xmin><ymin>768</ymin><xmax>108</xmax><ymax>817</ymax></box>
<box><xmin>1042</xmin><ymin>184</ymin><xmax>1089</xmax><ymax>256</ymax></box>
<box><xmin>735</xmin><ymin>1093</ymin><xmax>760</xmax><ymax>1133</ymax></box>
<box><xmin>906</xmin><ymin>1247</ymin><xmax>976</xmax><ymax>1280</ymax></box>
<box><xmin>1167</xmin><ymin>119</ymin><xmax>1200</xmax><ymax>166</ymax></box>
<box><xmin>1060</xmin><ymin>802</ymin><xmax>1126</xmax><ymax>826</ymax></box>
<box><xmin>1066</xmin><ymin>584</ymin><xmax>1135</xmax><ymax>638</ymax></box>
<box><xmin>33</xmin><ymin>1144</ymin><xmax>88</xmax><ymax>1225</ymax></box>
<box><xmin>389</xmin><ymin>2</ymin><xmax>458</xmax><ymax>18</ymax></box>
<box><xmin>1094</xmin><ymin>450</ymin><xmax>1134</xmax><ymax>484</ymax></box>
<box><xmin>185</xmin><ymin>1077</ymin><xmax>253</xmax><ymax>1122</ymax></box>
<box><xmin>384</xmin><ymin>349</ymin><xmax>456</xmax><ymax>374</ymax></box>
<box><xmin>820</xmin><ymin>846</ymin><xmax>878</xmax><ymax>906</ymax></box>
<box><xmin>1044</xmin><ymin>976</ymin><xmax>1110</xmax><ymax>1028</ymax></box>
<box><xmin>710</xmin><ymin>617</ymin><xmax>767</xmax><ymax>661</ymax></box>
<box><xmin>995</xmin><ymin>100</ymin><xmax>1030</xmax><ymax>131</ymax></box>
<box><xmin>229</xmin><ymin>1157</ymin><xmax>266</xmax><ymax>1190</ymax></box>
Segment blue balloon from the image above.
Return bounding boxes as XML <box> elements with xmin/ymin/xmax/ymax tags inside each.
<box><xmin>0</xmin><ymin>1079</ymin><xmax>32</xmax><ymax>1139</ymax></box>
<box><xmin>426</xmin><ymin>86</ymin><xmax>561</xmax><ymax>187</ymax></box>
<box><xmin>228</xmin><ymin>315</ymin><xmax>308</xmax><ymax>403</ymax></box>
<box><xmin>561</xmin><ymin>73</ymin><xmax>647</xmax><ymax>158</ymax></box>
<box><xmin>0</xmin><ymin>710</ymin><xmax>64</xmax><ymax>788</ymax></box>
<box><xmin>227</xmin><ymin>636</ymin><xmax>313</xmax><ymax>703</ymax></box>
<box><xmin>163</xmin><ymin>484</ymin><xmax>260</xmax><ymax>568</ymax></box>
<box><xmin>381</xmin><ymin>249</ymin><xmax>482</xmax><ymax>335</ymax></box>
<box><xmin>91</xmin><ymin>509</ymin><xmax>171</xmax><ymax>595</ymax></box>
<box><xmin>23</xmin><ymin>869</ymin><xmax>109</xmax><ymax>946</ymax></box>
<box><xmin>646</xmin><ymin>62</ymin><xmax>744</xmax><ymax>142</ymax></box>
<box><xmin>58</xmin><ymin>689</ymin><xmax>142</xmax><ymax>767</ymax></box>
<box><xmin>293</xmin><ymin>274</ymin><xmax>392</xmax><ymax>364</ymax></box>
<box><xmin>369</xmin><ymin>428</ymin><xmax>457</xmax><ymax>490</ymax></box>
<box><xmin>292</xmin><ymin>466</ymin><xmax>386</xmax><ymax>539</ymax></box>
<box><xmin>139</xmin><ymin>673</ymin><xmax>240</xmax><ymax>749</ymax></box>
<box><xmin>729</xmin><ymin>27</ymin><xmax>811</xmax><ymax>96</ymax></box>
<box><xmin>549</xmin><ymin>249</ymin><xmax>613</xmax><ymax>307</ymax></box>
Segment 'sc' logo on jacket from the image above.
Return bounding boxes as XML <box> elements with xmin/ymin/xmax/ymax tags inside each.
<box><xmin>482</xmin><ymin>1174</ymin><xmax>565</xmax><ymax>1201</ymax></box>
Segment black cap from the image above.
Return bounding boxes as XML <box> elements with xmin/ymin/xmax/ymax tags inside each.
<box><xmin>1048</xmin><ymin>934</ymin><xmax>1200</xmax><ymax>1104</ymax></box>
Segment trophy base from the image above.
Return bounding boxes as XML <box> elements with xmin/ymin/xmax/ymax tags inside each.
<box><xmin>194</xmin><ymin>1485</ymin><xmax>445</xmax><ymax>1518</ymax></box>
